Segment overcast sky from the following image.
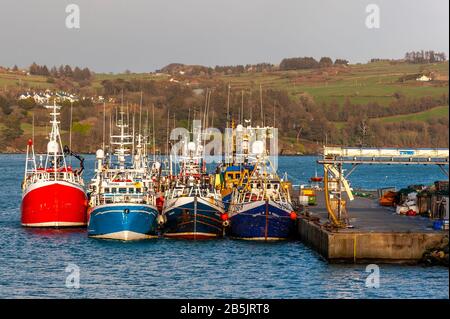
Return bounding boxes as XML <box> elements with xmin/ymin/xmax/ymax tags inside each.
<box><xmin>0</xmin><ymin>0</ymin><xmax>448</xmax><ymax>73</ymax></box>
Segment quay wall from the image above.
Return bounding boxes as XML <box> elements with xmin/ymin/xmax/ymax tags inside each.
<box><xmin>298</xmin><ymin>218</ymin><xmax>446</xmax><ymax>263</ymax></box>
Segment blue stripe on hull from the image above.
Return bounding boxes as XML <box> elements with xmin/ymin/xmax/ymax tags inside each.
<box><xmin>88</xmin><ymin>204</ymin><xmax>158</xmax><ymax>240</ymax></box>
<box><xmin>164</xmin><ymin>199</ymin><xmax>223</xmax><ymax>238</ymax></box>
<box><xmin>229</xmin><ymin>202</ymin><xmax>295</xmax><ymax>240</ymax></box>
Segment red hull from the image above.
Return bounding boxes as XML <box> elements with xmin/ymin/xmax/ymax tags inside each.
<box><xmin>21</xmin><ymin>181</ymin><xmax>88</xmax><ymax>227</ymax></box>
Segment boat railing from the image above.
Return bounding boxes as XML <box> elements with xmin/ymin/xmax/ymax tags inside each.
<box><xmin>165</xmin><ymin>184</ymin><xmax>212</xmax><ymax>200</ymax></box>
<box><xmin>24</xmin><ymin>171</ymin><xmax>84</xmax><ymax>187</ymax></box>
<box><xmin>93</xmin><ymin>192</ymin><xmax>156</xmax><ymax>206</ymax></box>
<box><xmin>233</xmin><ymin>187</ymin><xmax>291</xmax><ymax>205</ymax></box>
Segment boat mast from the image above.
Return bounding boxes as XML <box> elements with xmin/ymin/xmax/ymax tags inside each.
<box><xmin>132</xmin><ymin>110</ymin><xmax>135</xmax><ymax>159</ymax></box>
<box><xmin>102</xmin><ymin>101</ymin><xmax>106</xmax><ymax>151</ymax></box>
<box><xmin>139</xmin><ymin>91</ymin><xmax>143</xmax><ymax>137</ymax></box>
<box><xmin>241</xmin><ymin>90</ymin><xmax>244</xmax><ymax>125</ymax></box>
<box><xmin>69</xmin><ymin>101</ymin><xmax>73</xmax><ymax>166</ymax></box>
<box><xmin>259</xmin><ymin>84</ymin><xmax>264</xmax><ymax>127</ymax></box>
<box><xmin>152</xmin><ymin>103</ymin><xmax>156</xmax><ymax>163</ymax></box>
<box><xmin>111</xmin><ymin>105</ymin><xmax>132</xmax><ymax>172</ymax></box>
<box><xmin>119</xmin><ymin>106</ymin><xmax>126</xmax><ymax>170</ymax></box>
<box><xmin>45</xmin><ymin>102</ymin><xmax>67</xmax><ymax>173</ymax></box>
<box><xmin>226</xmin><ymin>83</ymin><xmax>231</xmax><ymax>128</ymax></box>
<box><xmin>32</xmin><ymin>113</ymin><xmax>35</xmax><ymax>148</ymax></box>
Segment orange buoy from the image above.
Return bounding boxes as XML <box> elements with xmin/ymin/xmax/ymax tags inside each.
<box><xmin>290</xmin><ymin>211</ymin><xmax>297</xmax><ymax>220</ymax></box>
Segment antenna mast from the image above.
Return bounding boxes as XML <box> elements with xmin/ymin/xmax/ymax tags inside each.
<box><xmin>69</xmin><ymin>101</ymin><xmax>73</xmax><ymax>165</ymax></box>
<box><xmin>260</xmin><ymin>84</ymin><xmax>264</xmax><ymax>127</ymax></box>
<box><xmin>102</xmin><ymin>102</ymin><xmax>106</xmax><ymax>151</ymax></box>
<box><xmin>226</xmin><ymin>83</ymin><xmax>231</xmax><ymax>127</ymax></box>
<box><xmin>139</xmin><ymin>91</ymin><xmax>143</xmax><ymax>136</ymax></box>
<box><xmin>152</xmin><ymin>103</ymin><xmax>156</xmax><ymax>162</ymax></box>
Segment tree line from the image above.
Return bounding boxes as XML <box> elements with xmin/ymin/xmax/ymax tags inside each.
<box><xmin>29</xmin><ymin>63</ymin><xmax>92</xmax><ymax>83</ymax></box>
<box><xmin>404</xmin><ymin>51</ymin><xmax>447</xmax><ymax>64</ymax></box>
<box><xmin>279</xmin><ymin>57</ymin><xmax>348</xmax><ymax>71</ymax></box>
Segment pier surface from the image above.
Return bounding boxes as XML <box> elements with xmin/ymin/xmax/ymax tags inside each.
<box><xmin>296</xmin><ymin>191</ymin><xmax>448</xmax><ymax>263</ymax></box>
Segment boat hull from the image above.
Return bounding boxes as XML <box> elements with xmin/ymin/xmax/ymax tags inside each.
<box><xmin>88</xmin><ymin>203</ymin><xmax>158</xmax><ymax>240</ymax></box>
<box><xmin>163</xmin><ymin>197</ymin><xmax>224</xmax><ymax>239</ymax></box>
<box><xmin>21</xmin><ymin>181</ymin><xmax>87</xmax><ymax>227</ymax></box>
<box><xmin>229</xmin><ymin>200</ymin><xmax>295</xmax><ymax>240</ymax></box>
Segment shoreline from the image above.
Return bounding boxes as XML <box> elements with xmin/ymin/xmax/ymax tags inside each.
<box><xmin>0</xmin><ymin>152</ymin><xmax>322</xmax><ymax>156</ymax></box>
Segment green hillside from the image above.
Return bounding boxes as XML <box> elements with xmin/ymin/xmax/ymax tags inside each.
<box><xmin>375</xmin><ymin>105</ymin><xmax>449</xmax><ymax>123</ymax></box>
<box><xmin>0</xmin><ymin>60</ymin><xmax>448</xmax><ymax>153</ymax></box>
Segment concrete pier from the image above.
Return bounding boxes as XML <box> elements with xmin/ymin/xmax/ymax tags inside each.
<box><xmin>296</xmin><ymin>191</ymin><xmax>448</xmax><ymax>263</ymax></box>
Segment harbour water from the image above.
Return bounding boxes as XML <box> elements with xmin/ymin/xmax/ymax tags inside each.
<box><xmin>0</xmin><ymin>154</ymin><xmax>448</xmax><ymax>298</ymax></box>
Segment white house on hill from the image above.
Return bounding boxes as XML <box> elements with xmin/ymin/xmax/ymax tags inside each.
<box><xmin>416</xmin><ymin>75</ymin><xmax>432</xmax><ymax>82</ymax></box>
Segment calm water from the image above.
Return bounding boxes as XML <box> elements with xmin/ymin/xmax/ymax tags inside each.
<box><xmin>0</xmin><ymin>154</ymin><xmax>448</xmax><ymax>299</ymax></box>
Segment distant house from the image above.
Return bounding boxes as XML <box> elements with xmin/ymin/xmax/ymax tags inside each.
<box><xmin>192</xmin><ymin>88</ymin><xmax>204</xmax><ymax>95</ymax></box>
<box><xmin>17</xmin><ymin>90</ymin><xmax>79</xmax><ymax>105</ymax></box>
<box><xmin>33</xmin><ymin>93</ymin><xmax>47</xmax><ymax>104</ymax></box>
<box><xmin>416</xmin><ymin>75</ymin><xmax>432</xmax><ymax>82</ymax></box>
<box><xmin>19</xmin><ymin>93</ymin><xmax>31</xmax><ymax>100</ymax></box>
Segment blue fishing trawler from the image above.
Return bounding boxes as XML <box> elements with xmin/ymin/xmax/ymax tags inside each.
<box><xmin>162</xmin><ymin>182</ymin><xmax>225</xmax><ymax>239</ymax></box>
<box><xmin>161</xmin><ymin>127</ymin><xmax>226</xmax><ymax>239</ymax></box>
<box><xmin>87</xmin><ymin>109</ymin><xmax>159</xmax><ymax>240</ymax></box>
<box><xmin>228</xmin><ymin>138</ymin><xmax>297</xmax><ymax>240</ymax></box>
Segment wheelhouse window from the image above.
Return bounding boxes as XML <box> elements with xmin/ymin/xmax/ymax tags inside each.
<box><xmin>119</xmin><ymin>188</ymin><xmax>127</xmax><ymax>194</ymax></box>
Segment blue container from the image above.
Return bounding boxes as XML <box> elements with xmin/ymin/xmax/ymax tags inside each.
<box><xmin>432</xmin><ymin>220</ymin><xmax>443</xmax><ymax>230</ymax></box>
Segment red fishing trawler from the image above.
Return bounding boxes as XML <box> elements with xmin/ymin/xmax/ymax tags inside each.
<box><xmin>21</xmin><ymin>103</ymin><xmax>88</xmax><ymax>227</ymax></box>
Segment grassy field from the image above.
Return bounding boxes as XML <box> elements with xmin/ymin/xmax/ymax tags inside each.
<box><xmin>90</xmin><ymin>72</ymin><xmax>169</xmax><ymax>89</ymax></box>
<box><xmin>217</xmin><ymin>61</ymin><xmax>449</xmax><ymax>106</ymax></box>
<box><xmin>331</xmin><ymin>105</ymin><xmax>449</xmax><ymax>129</ymax></box>
<box><xmin>374</xmin><ymin>105</ymin><xmax>449</xmax><ymax>123</ymax></box>
<box><xmin>0</xmin><ymin>72</ymin><xmax>54</xmax><ymax>89</ymax></box>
